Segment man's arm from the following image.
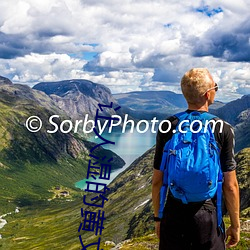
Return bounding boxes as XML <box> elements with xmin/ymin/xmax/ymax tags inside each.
<box><xmin>152</xmin><ymin>169</ymin><xmax>163</xmax><ymax>239</ymax></box>
<box><xmin>223</xmin><ymin>170</ymin><xmax>240</xmax><ymax>248</ymax></box>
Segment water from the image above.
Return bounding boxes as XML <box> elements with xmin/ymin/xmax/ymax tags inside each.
<box><xmin>75</xmin><ymin>128</ymin><xmax>156</xmax><ymax>189</ymax></box>
<box><xmin>0</xmin><ymin>208</ymin><xmax>19</xmax><ymax>239</ymax></box>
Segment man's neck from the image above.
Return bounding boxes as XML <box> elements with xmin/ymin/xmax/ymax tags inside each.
<box><xmin>187</xmin><ymin>103</ymin><xmax>209</xmax><ymax>112</ymax></box>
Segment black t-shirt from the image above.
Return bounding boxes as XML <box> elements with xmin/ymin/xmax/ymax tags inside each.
<box><xmin>153</xmin><ymin>110</ymin><xmax>237</xmax><ymax>172</ymax></box>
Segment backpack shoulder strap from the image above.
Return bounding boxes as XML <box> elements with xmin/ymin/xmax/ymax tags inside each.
<box><xmin>173</xmin><ymin>111</ymin><xmax>189</xmax><ymax>121</ymax></box>
<box><xmin>201</xmin><ymin>112</ymin><xmax>223</xmax><ymax>230</ymax></box>
<box><xmin>174</xmin><ymin>111</ymin><xmax>217</xmax><ymax>121</ymax></box>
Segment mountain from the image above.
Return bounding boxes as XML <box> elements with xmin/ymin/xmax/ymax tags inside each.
<box><xmin>235</xmin><ymin>148</ymin><xmax>250</xmax><ymax>215</ymax></box>
<box><xmin>114</xmin><ymin>91</ymin><xmax>186</xmax><ymax>119</ymax></box>
<box><xmin>234</xmin><ymin>108</ymin><xmax>250</xmax><ymax>152</ymax></box>
<box><xmin>209</xmin><ymin>100</ymin><xmax>225</xmax><ymax>110</ymax></box>
<box><xmin>114</xmin><ymin>91</ymin><xmax>249</xmax><ymax>151</ymax></box>
<box><xmin>33</xmin><ymin>79</ymin><xmax>122</xmax><ymax>121</ymax></box>
<box><xmin>0</xmin><ymin>78</ymin><xmax>125</xmax><ymax>212</ymax></box>
<box><xmin>114</xmin><ymin>90</ymin><xmax>225</xmax><ymax>120</ymax></box>
<box><xmin>105</xmin><ymin>147</ymin><xmax>155</xmax><ymax>241</ymax></box>
<box><xmin>211</xmin><ymin>94</ymin><xmax>250</xmax><ymax>152</ymax></box>
<box><xmin>32</xmin><ymin>81</ymin><xmax>227</xmax><ymax>122</ymax></box>
<box><xmin>213</xmin><ymin>94</ymin><xmax>250</xmax><ymax>125</ymax></box>
<box><xmin>0</xmin><ymin>75</ymin><xmax>12</xmax><ymax>85</ymax></box>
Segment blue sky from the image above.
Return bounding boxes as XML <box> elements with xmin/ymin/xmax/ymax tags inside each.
<box><xmin>0</xmin><ymin>0</ymin><xmax>249</xmax><ymax>102</ymax></box>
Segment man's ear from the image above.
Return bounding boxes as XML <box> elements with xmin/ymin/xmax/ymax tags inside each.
<box><xmin>204</xmin><ymin>92</ymin><xmax>209</xmax><ymax>100</ymax></box>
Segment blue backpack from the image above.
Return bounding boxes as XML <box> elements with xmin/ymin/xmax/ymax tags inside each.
<box><xmin>158</xmin><ymin>111</ymin><xmax>223</xmax><ymax>228</ymax></box>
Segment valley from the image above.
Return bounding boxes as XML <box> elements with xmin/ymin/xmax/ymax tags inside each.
<box><xmin>0</xmin><ymin>76</ymin><xmax>249</xmax><ymax>249</ymax></box>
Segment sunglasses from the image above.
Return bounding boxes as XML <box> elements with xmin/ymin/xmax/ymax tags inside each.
<box><xmin>203</xmin><ymin>83</ymin><xmax>218</xmax><ymax>95</ymax></box>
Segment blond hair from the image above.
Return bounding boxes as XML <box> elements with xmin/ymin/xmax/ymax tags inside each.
<box><xmin>181</xmin><ymin>68</ymin><xmax>214</xmax><ymax>104</ymax></box>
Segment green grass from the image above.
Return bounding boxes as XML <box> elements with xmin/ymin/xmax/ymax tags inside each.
<box><xmin>0</xmin><ymin>156</ymin><xmax>88</xmax><ymax>213</ymax></box>
<box><xmin>0</xmin><ymin>199</ymin><xmax>83</xmax><ymax>250</ymax></box>
<box><xmin>224</xmin><ymin>217</ymin><xmax>250</xmax><ymax>250</ymax></box>
<box><xmin>1</xmin><ymin>208</ymin><xmax>249</xmax><ymax>250</ymax></box>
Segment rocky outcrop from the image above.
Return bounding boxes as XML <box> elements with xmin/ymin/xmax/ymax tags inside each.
<box><xmin>213</xmin><ymin>94</ymin><xmax>250</xmax><ymax>125</ymax></box>
<box><xmin>235</xmin><ymin>148</ymin><xmax>250</xmax><ymax>215</ymax></box>
<box><xmin>33</xmin><ymin>79</ymin><xmax>122</xmax><ymax>121</ymax></box>
<box><xmin>234</xmin><ymin>109</ymin><xmax>250</xmax><ymax>152</ymax></box>
<box><xmin>0</xmin><ymin>76</ymin><xmax>12</xmax><ymax>85</ymax></box>
<box><xmin>210</xmin><ymin>95</ymin><xmax>250</xmax><ymax>152</ymax></box>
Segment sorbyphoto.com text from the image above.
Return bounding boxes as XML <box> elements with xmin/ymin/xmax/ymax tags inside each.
<box><xmin>25</xmin><ymin>114</ymin><xmax>224</xmax><ymax>135</ymax></box>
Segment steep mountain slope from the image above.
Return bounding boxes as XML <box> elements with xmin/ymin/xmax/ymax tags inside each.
<box><xmin>235</xmin><ymin>148</ymin><xmax>250</xmax><ymax>214</ymax></box>
<box><xmin>0</xmin><ymin>80</ymin><xmax>124</xmax><ymax>212</ymax></box>
<box><xmin>106</xmin><ymin>147</ymin><xmax>155</xmax><ymax>241</ymax></box>
<box><xmin>211</xmin><ymin>94</ymin><xmax>250</xmax><ymax>152</ymax></box>
<box><xmin>0</xmin><ymin>76</ymin><xmax>12</xmax><ymax>85</ymax></box>
<box><xmin>33</xmin><ymin>79</ymin><xmax>122</xmax><ymax>121</ymax></box>
<box><xmin>80</xmin><ymin>146</ymin><xmax>250</xmax><ymax>245</ymax></box>
<box><xmin>209</xmin><ymin>100</ymin><xmax>225</xmax><ymax>110</ymax></box>
<box><xmin>213</xmin><ymin>94</ymin><xmax>250</xmax><ymax>125</ymax></box>
<box><xmin>0</xmin><ymin>147</ymin><xmax>155</xmax><ymax>249</ymax></box>
<box><xmin>234</xmin><ymin>108</ymin><xmax>250</xmax><ymax>152</ymax></box>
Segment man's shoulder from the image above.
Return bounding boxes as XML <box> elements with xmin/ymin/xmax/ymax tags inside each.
<box><xmin>211</xmin><ymin>116</ymin><xmax>234</xmax><ymax>134</ymax></box>
<box><xmin>159</xmin><ymin>115</ymin><xmax>179</xmax><ymax>133</ymax></box>
<box><xmin>164</xmin><ymin>115</ymin><xmax>179</xmax><ymax>122</ymax></box>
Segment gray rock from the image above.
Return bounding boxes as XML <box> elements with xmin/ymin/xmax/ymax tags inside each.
<box><xmin>0</xmin><ymin>76</ymin><xmax>12</xmax><ymax>85</ymax></box>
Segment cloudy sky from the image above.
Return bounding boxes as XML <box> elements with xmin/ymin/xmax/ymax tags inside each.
<box><xmin>0</xmin><ymin>0</ymin><xmax>249</xmax><ymax>102</ymax></box>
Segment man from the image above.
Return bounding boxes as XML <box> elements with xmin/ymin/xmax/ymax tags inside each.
<box><xmin>152</xmin><ymin>68</ymin><xmax>240</xmax><ymax>249</ymax></box>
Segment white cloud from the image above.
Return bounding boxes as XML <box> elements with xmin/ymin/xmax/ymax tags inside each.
<box><xmin>0</xmin><ymin>0</ymin><xmax>73</xmax><ymax>35</ymax></box>
<box><xmin>0</xmin><ymin>0</ymin><xmax>249</xmax><ymax>101</ymax></box>
<box><xmin>0</xmin><ymin>53</ymin><xmax>87</xmax><ymax>85</ymax></box>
